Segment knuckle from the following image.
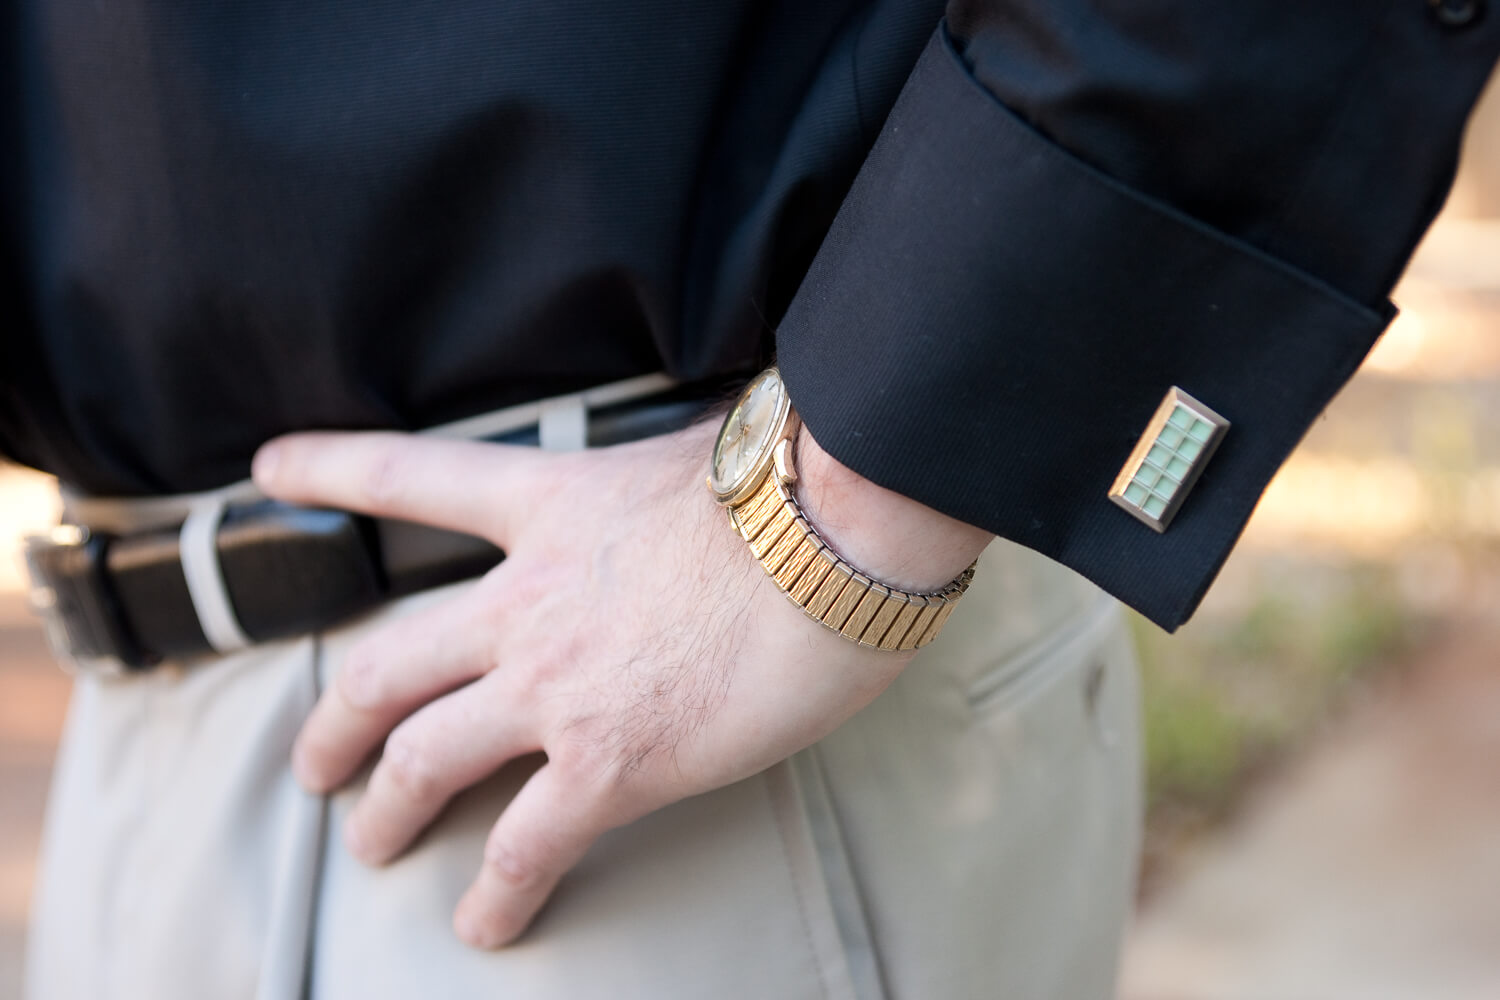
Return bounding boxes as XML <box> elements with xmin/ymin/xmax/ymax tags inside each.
<box><xmin>504</xmin><ymin>563</ymin><xmax>561</xmax><ymax>616</ymax></box>
<box><xmin>380</xmin><ymin>731</ymin><xmax>443</xmax><ymax>803</ymax></box>
<box><xmin>359</xmin><ymin>444</ymin><xmax>408</xmax><ymax>508</ymax></box>
<box><xmin>507</xmin><ymin>646</ymin><xmax>572</xmax><ymax>704</ymax></box>
<box><xmin>482</xmin><ymin>838</ymin><xmax>548</xmax><ymax>892</ymax></box>
<box><xmin>508</xmin><ymin>655</ymin><xmax>553</xmax><ymax>701</ymax></box>
<box><xmin>335</xmin><ymin>646</ymin><xmax>386</xmax><ymax>709</ymax></box>
<box><xmin>545</xmin><ymin>740</ymin><xmax>598</xmax><ymax>784</ymax></box>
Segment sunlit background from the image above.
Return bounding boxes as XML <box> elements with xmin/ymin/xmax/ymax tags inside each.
<box><xmin>2</xmin><ymin>77</ymin><xmax>1498</xmax><ymax>1000</ymax></box>
<box><xmin>1120</xmin><ymin>74</ymin><xmax>1500</xmax><ymax>998</ymax></box>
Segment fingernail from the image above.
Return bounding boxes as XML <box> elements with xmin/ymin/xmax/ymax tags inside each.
<box><xmin>251</xmin><ymin>442</ymin><xmax>281</xmax><ymax>486</ymax></box>
<box><xmin>453</xmin><ymin>909</ymin><xmax>486</xmax><ymax>949</ymax></box>
<box><xmin>454</xmin><ymin>898</ymin><xmax>508</xmax><ymax>950</ymax></box>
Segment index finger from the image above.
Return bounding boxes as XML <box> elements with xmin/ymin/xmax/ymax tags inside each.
<box><xmin>252</xmin><ymin>431</ymin><xmax>545</xmax><ymax>539</ymax></box>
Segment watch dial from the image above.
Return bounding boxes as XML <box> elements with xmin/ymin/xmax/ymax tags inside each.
<box><xmin>711</xmin><ymin>369</ymin><xmax>786</xmax><ymax>497</ymax></box>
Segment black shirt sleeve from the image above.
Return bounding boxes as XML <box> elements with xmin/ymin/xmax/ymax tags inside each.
<box><xmin>776</xmin><ymin>4</ymin><xmax>1500</xmax><ymax>631</ymax></box>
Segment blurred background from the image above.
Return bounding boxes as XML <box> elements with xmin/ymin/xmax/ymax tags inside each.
<box><xmin>1119</xmin><ymin>72</ymin><xmax>1500</xmax><ymax>998</ymax></box>
<box><xmin>2</xmin><ymin>78</ymin><xmax>1498</xmax><ymax>1000</ymax></box>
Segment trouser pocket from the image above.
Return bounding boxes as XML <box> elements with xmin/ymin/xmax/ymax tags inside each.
<box><xmin>808</xmin><ymin>595</ymin><xmax>1144</xmax><ymax>1000</ymax></box>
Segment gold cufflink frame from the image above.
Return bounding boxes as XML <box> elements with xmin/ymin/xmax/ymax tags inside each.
<box><xmin>1109</xmin><ymin>387</ymin><xmax>1230</xmax><ymax>533</ymax></box>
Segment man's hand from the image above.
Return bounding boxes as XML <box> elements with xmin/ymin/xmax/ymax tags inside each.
<box><xmin>251</xmin><ymin>417</ymin><xmax>988</xmax><ymax>949</ymax></box>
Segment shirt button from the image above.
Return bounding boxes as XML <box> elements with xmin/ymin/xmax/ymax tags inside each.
<box><xmin>1428</xmin><ymin>0</ymin><xmax>1484</xmax><ymax>28</ymax></box>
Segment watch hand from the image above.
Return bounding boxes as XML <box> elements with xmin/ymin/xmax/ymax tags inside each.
<box><xmin>728</xmin><ymin>421</ymin><xmax>751</xmax><ymax>466</ymax></box>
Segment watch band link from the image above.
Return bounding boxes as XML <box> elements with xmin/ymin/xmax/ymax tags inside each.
<box><xmin>729</xmin><ymin>472</ymin><xmax>975</xmax><ymax>651</ymax></box>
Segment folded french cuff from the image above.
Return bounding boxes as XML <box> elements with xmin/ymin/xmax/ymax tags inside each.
<box><xmin>775</xmin><ymin>24</ymin><xmax>1392</xmax><ymax>631</ymax></box>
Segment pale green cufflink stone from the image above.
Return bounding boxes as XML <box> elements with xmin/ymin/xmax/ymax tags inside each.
<box><xmin>1108</xmin><ymin>387</ymin><xmax>1230</xmax><ymax>533</ymax></box>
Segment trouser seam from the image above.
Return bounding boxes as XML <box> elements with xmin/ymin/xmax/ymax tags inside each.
<box><xmin>298</xmin><ymin>632</ymin><xmax>329</xmax><ymax>1000</ymax></box>
<box><xmin>766</xmin><ymin>765</ymin><xmax>839</xmax><ymax>1000</ymax></box>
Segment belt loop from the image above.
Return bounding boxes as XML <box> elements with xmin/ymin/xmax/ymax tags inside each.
<box><xmin>179</xmin><ymin>498</ymin><xmax>254</xmax><ymax>654</ymax></box>
<box><xmin>538</xmin><ymin>394</ymin><xmax>588</xmax><ymax>451</ymax></box>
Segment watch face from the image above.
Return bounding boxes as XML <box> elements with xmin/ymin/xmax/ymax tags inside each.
<box><xmin>710</xmin><ymin>368</ymin><xmax>789</xmax><ymax>501</ymax></box>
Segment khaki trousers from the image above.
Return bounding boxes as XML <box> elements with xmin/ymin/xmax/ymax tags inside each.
<box><xmin>26</xmin><ymin>415</ymin><xmax>1142</xmax><ymax>1000</ymax></box>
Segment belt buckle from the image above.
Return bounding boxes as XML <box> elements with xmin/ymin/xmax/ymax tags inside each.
<box><xmin>22</xmin><ymin>526</ymin><xmax>134</xmax><ymax>676</ymax></box>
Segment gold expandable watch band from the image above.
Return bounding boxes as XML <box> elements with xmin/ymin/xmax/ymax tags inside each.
<box><xmin>729</xmin><ymin>470</ymin><xmax>976</xmax><ymax>651</ymax></box>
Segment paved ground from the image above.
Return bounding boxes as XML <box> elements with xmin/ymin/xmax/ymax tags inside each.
<box><xmin>1119</xmin><ymin>618</ymin><xmax>1500</xmax><ymax>1000</ymax></box>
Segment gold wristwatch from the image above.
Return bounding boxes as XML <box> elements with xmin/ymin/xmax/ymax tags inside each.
<box><xmin>707</xmin><ymin>367</ymin><xmax>975</xmax><ymax>651</ymax></box>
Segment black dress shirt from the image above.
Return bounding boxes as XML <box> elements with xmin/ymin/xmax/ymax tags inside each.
<box><xmin>2</xmin><ymin>1</ymin><xmax>1497</xmax><ymax>629</ymax></box>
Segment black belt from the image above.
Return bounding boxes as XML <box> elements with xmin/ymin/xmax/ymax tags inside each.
<box><xmin>24</xmin><ymin>383</ymin><xmax>729</xmax><ymax>672</ymax></box>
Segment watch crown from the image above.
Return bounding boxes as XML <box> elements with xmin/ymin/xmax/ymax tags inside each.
<box><xmin>773</xmin><ymin>438</ymin><xmax>797</xmax><ymax>485</ymax></box>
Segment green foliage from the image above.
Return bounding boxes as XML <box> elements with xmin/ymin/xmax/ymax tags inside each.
<box><xmin>1132</xmin><ymin>564</ymin><xmax>1419</xmax><ymax>823</ymax></box>
<box><xmin>1142</xmin><ymin>674</ymin><xmax>1261</xmax><ymax>814</ymax></box>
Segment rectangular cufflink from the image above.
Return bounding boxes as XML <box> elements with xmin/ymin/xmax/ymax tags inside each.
<box><xmin>1109</xmin><ymin>387</ymin><xmax>1229</xmax><ymax>533</ymax></box>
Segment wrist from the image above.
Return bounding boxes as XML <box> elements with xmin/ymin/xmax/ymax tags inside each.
<box><xmin>793</xmin><ymin>426</ymin><xmax>990</xmax><ymax>593</ymax></box>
